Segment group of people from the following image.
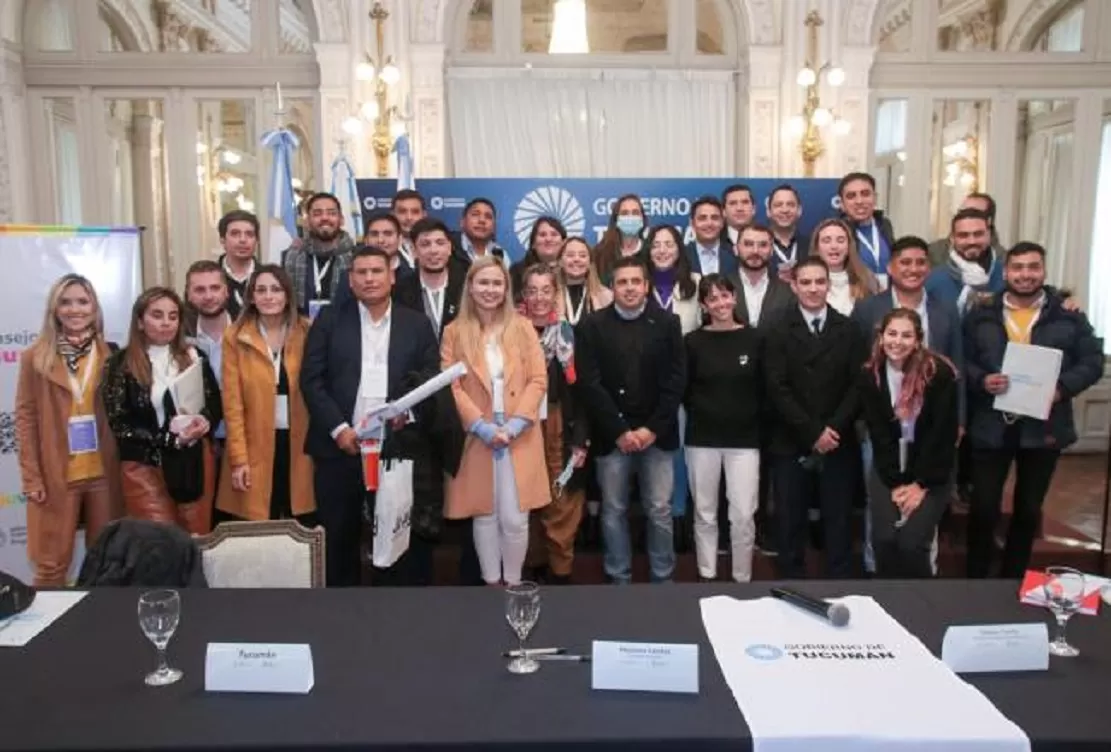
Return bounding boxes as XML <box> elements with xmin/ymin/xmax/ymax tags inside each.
<box><xmin>14</xmin><ymin>174</ymin><xmax>1103</xmax><ymax>590</ymax></box>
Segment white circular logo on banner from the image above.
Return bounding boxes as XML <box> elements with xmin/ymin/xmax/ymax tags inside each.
<box><xmin>514</xmin><ymin>186</ymin><xmax>586</xmax><ymax>248</ymax></box>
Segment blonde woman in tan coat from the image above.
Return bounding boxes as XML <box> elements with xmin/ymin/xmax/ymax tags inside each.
<box><xmin>216</xmin><ymin>265</ymin><xmax>315</xmax><ymax>523</ymax></box>
<box><xmin>15</xmin><ymin>274</ymin><xmax>121</xmax><ymax>586</ymax></box>
<box><xmin>441</xmin><ymin>256</ymin><xmax>550</xmax><ymax>585</ymax></box>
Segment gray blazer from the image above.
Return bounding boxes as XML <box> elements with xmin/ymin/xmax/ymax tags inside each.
<box><xmin>851</xmin><ymin>290</ymin><xmax>966</xmax><ymax>426</ymax></box>
<box><xmin>730</xmin><ymin>272</ymin><xmax>796</xmax><ymax>329</ymax></box>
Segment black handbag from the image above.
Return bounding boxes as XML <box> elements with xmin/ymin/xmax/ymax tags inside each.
<box><xmin>0</xmin><ymin>571</ymin><xmax>35</xmax><ymax>619</ymax></box>
<box><xmin>161</xmin><ymin>440</ymin><xmax>205</xmax><ymax>504</ymax></box>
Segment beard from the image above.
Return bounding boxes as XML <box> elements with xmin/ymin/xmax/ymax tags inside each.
<box><xmin>1004</xmin><ymin>281</ymin><xmax>1042</xmax><ymax>298</ymax></box>
<box><xmin>310</xmin><ymin>225</ymin><xmax>339</xmax><ymax>242</ymax></box>
<box><xmin>741</xmin><ymin>255</ymin><xmax>769</xmax><ymax>271</ymax></box>
<box><xmin>196</xmin><ymin>302</ymin><xmax>227</xmax><ymax>318</ymax></box>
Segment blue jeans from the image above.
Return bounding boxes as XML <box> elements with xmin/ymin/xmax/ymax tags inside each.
<box><xmin>671</xmin><ymin>408</ymin><xmax>688</xmax><ymax>517</ymax></box>
<box><xmin>596</xmin><ymin>446</ymin><xmax>675</xmax><ymax>583</ymax></box>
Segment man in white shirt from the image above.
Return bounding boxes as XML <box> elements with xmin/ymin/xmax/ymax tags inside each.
<box><xmin>721</xmin><ymin>184</ymin><xmax>757</xmax><ymax>247</ymax></box>
<box><xmin>683</xmin><ymin>196</ymin><xmax>737</xmax><ymax>277</ymax></box>
<box><xmin>301</xmin><ymin>247</ymin><xmax>440</xmax><ymax>586</ymax></box>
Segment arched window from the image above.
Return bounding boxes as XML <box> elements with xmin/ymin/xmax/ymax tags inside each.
<box><xmin>1034</xmin><ymin>1</ymin><xmax>1084</xmax><ymax>52</ymax></box>
<box><xmin>447</xmin><ymin>0</ymin><xmax>742</xmax><ymax>178</ymax></box>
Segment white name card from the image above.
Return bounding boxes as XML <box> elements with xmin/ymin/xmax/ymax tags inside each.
<box><xmin>591</xmin><ymin>640</ymin><xmax>699</xmax><ymax>694</ymax></box>
<box><xmin>942</xmin><ymin>623</ymin><xmax>1048</xmax><ymax>674</ymax></box>
<box><xmin>204</xmin><ymin>643</ymin><xmax>315</xmax><ymax>694</ymax></box>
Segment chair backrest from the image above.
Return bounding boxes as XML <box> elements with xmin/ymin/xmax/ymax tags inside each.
<box><xmin>194</xmin><ymin>521</ymin><xmax>325</xmax><ymax>588</ymax></box>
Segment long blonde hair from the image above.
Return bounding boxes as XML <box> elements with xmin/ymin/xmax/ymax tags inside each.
<box><xmin>809</xmin><ymin>218</ymin><xmax>880</xmax><ymax>302</ymax></box>
<box><xmin>452</xmin><ymin>256</ymin><xmax>517</xmax><ymax>362</ymax></box>
<box><xmin>30</xmin><ymin>274</ymin><xmax>106</xmax><ymax>375</ymax></box>
<box><xmin>558</xmin><ymin>236</ymin><xmax>607</xmax><ymax>315</ymax></box>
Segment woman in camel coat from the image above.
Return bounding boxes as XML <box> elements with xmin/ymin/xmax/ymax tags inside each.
<box><xmin>216</xmin><ymin>265</ymin><xmax>316</xmax><ymax>523</ymax></box>
<box><xmin>441</xmin><ymin>256</ymin><xmax>550</xmax><ymax>585</ymax></box>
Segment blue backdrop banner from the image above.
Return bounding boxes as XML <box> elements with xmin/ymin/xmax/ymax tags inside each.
<box><xmin>356</xmin><ymin>178</ymin><xmax>842</xmax><ymax>263</ymax></box>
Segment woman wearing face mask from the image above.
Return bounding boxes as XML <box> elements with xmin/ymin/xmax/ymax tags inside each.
<box><xmin>442</xmin><ymin>257</ymin><xmax>550</xmax><ymax>586</ymax></box>
<box><xmin>217</xmin><ymin>265</ymin><xmax>316</xmax><ymax>524</ymax></box>
<box><xmin>102</xmin><ymin>287</ymin><xmax>223</xmax><ymax>534</ymax></box>
<box><xmin>644</xmin><ymin>224</ymin><xmax>700</xmax><ymax>545</ymax></box>
<box><xmin>15</xmin><ymin>274</ymin><xmax>122</xmax><ymax>587</ymax></box>
<box><xmin>510</xmin><ymin>216</ymin><xmax>567</xmax><ymax>304</ymax></box>
<box><xmin>594</xmin><ymin>194</ymin><xmax>647</xmax><ymax>285</ymax></box>
<box><xmin>859</xmin><ymin>308</ymin><xmax>957</xmax><ymax>578</ymax></box>
<box><xmin>558</xmin><ymin>237</ymin><xmax>613</xmax><ymax>325</ymax></box>
<box><xmin>809</xmin><ymin>218</ymin><xmax>880</xmax><ymax>316</ymax></box>
<box><xmin>518</xmin><ymin>265</ymin><xmax>589</xmax><ymax>584</ymax></box>
<box><xmin>684</xmin><ymin>274</ymin><xmax>763</xmax><ymax>582</ymax></box>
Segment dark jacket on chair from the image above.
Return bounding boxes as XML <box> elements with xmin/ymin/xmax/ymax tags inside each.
<box><xmin>858</xmin><ymin>354</ymin><xmax>959</xmax><ymax>490</ymax></box>
<box><xmin>78</xmin><ymin>519</ymin><xmax>207</xmax><ymax>587</ymax></box>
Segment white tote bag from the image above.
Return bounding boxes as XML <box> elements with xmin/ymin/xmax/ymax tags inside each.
<box><xmin>371</xmin><ymin>458</ymin><xmax>414</xmax><ymax>569</ymax></box>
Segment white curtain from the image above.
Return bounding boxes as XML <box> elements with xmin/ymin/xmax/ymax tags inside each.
<box><xmin>1088</xmin><ymin>122</ymin><xmax>1111</xmax><ymax>352</ymax></box>
<box><xmin>446</xmin><ymin>67</ymin><xmax>735</xmax><ymax>177</ymax></box>
<box><xmin>1018</xmin><ymin>128</ymin><xmax>1072</xmax><ymax>281</ymax></box>
<box><xmin>873</xmin><ymin>99</ymin><xmax>907</xmax><ymax>156</ymax></box>
<box><xmin>1045</xmin><ymin>5</ymin><xmax>1084</xmax><ymax>52</ymax></box>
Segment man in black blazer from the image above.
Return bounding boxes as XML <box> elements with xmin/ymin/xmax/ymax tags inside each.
<box><xmin>764</xmin><ymin>257</ymin><xmax>867</xmax><ymax>578</ymax></box>
<box><xmin>731</xmin><ymin>223</ymin><xmax>796</xmax><ymax>329</ymax></box>
<box><xmin>684</xmin><ymin>196</ymin><xmax>738</xmax><ymax>277</ymax></box>
<box><xmin>301</xmin><ymin>247</ymin><xmax>440</xmax><ymax>587</ymax></box>
<box><xmin>393</xmin><ymin>217</ymin><xmax>465</xmax><ymax>341</ymax></box>
<box><xmin>852</xmin><ymin>235</ymin><xmax>963</xmax><ymax>575</ymax></box>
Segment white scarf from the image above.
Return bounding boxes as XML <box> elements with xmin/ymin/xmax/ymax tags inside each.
<box><xmin>948</xmin><ymin>248</ymin><xmax>991</xmax><ymax>312</ymax></box>
<box><xmin>827</xmin><ymin>270</ymin><xmax>854</xmax><ymax>316</ymax></box>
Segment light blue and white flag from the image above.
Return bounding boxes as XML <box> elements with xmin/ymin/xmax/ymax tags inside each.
<box><xmin>330</xmin><ymin>147</ymin><xmax>364</xmax><ymax>239</ymax></box>
<box><xmin>393</xmin><ymin>133</ymin><xmax>415</xmax><ymax>192</ymax></box>
<box><xmin>260</xmin><ymin>127</ymin><xmax>300</xmax><ymax>263</ymax></box>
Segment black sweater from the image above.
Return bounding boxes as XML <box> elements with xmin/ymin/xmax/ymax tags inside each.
<box><xmin>683</xmin><ymin>327</ymin><xmax>763</xmax><ymax>448</ymax></box>
<box><xmin>858</xmin><ymin>354</ymin><xmax>958</xmax><ymax>490</ymax></box>
<box><xmin>575</xmin><ymin>303</ymin><xmax>686</xmax><ymax>452</ymax></box>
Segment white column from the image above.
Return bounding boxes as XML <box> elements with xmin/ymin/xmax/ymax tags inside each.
<box><xmin>1063</xmin><ymin>92</ymin><xmax>1103</xmax><ymax>304</ymax></box>
<box><xmin>0</xmin><ymin>85</ymin><xmax>31</xmax><ymax>222</ymax></box>
<box><xmin>832</xmin><ymin>45</ymin><xmax>876</xmax><ymax>176</ymax></box>
<box><xmin>315</xmin><ymin>41</ymin><xmax>356</xmax><ymax>185</ymax></box>
<box><xmin>410</xmin><ymin>42</ymin><xmax>446</xmax><ymax>177</ymax></box>
<box><xmin>163</xmin><ymin>87</ymin><xmax>199</xmax><ymax>288</ymax></box>
<box><xmin>986</xmin><ymin>89</ymin><xmax>1018</xmax><ymax>244</ymax></box>
<box><xmin>744</xmin><ymin>45</ymin><xmax>783</xmax><ymax>177</ymax></box>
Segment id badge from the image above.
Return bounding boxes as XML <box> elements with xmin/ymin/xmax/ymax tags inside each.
<box><xmin>68</xmin><ymin>415</ymin><xmax>99</xmax><ymax>455</ymax></box>
<box><xmin>274</xmin><ymin>395</ymin><xmax>290</xmax><ymax>430</ymax></box>
<box><xmin>308</xmin><ymin>299</ymin><xmax>330</xmax><ymax>321</ymax></box>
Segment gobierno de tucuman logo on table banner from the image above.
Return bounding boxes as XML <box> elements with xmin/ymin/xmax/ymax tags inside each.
<box><xmin>0</xmin><ymin>226</ymin><xmax>142</xmax><ymax>584</ymax></box>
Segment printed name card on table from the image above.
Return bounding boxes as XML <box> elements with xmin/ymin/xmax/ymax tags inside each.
<box><xmin>1019</xmin><ymin>570</ymin><xmax>1107</xmax><ymax>615</ymax></box>
<box><xmin>591</xmin><ymin>641</ymin><xmax>699</xmax><ymax>694</ymax></box>
<box><xmin>941</xmin><ymin>623</ymin><xmax>1048</xmax><ymax>674</ymax></box>
<box><xmin>205</xmin><ymin>643</ymin><xmax>314</xmax><ymax>694</ymax></box>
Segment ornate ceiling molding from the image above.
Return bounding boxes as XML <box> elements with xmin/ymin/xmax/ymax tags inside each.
<box><xmin>844</xmin><ymin>0</ymin><xmax>883</xmax><ymax>47</ymax></box>
<box><xmin>312</xmin><ymin>0</ymin><xmax>347</xmax><ymax>43</ymax></box>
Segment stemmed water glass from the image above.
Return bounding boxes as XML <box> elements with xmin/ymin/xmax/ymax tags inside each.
<box><xmin>1042</xmin><ymin>566</ymin><xmax>1085</xmax><ymax>658</ymax></box>
<box><xmin>138</xmin><ymin>590</ymin><xmax>183</xmax><ymax>686</ymax></box>
<box><xmin>505</xmin><ymin>582</ymin><xmax>541</xmax><ymax>675</ymax></box>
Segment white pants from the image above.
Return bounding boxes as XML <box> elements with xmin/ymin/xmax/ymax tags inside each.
<box><xmin>472</xmin><ymin>450</ymin><xmax>529</xmax><ymax>585</ymax></box>
<box><xmin>686</xmin><ymin>446</ymin><xmax>760</xmax><ymax>582</ymax></box>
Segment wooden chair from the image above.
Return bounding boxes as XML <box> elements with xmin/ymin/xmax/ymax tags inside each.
<box><xmin>194</xmin><ymin>520</ymin><xmax>325</xmax><ymax>588</ymax></box>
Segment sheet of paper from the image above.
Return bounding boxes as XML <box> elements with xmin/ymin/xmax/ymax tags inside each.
<box><xmin>994</xmin><ymin>343</ymin><xmax>1063</xmax><ymax>421</ymax></box>
<box><xmin>0</xmin><ymin>591</ymin><xmax>88</xmax><ymax>647</ymax></box>
<box><xmin>700</xmin><ymin>595</ymin><xmax>1030</xmax><ymax>752</ymax></box>
<box><xmin>170</xmin><ymin>360</ymin><xmax>206</xmax><ymax>415</ymax></box>
<box><xmin>1018</xmin><ymin>570</ymin><xmax>1107</xmax><ymax>615</ymax></box>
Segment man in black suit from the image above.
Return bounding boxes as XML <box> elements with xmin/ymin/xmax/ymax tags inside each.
<box><xmin>764</xmin><ymin>257</ymin><xmax>867</xmax><ymax>578</ymax></box>
<box><xmin>301</xmin><ymin>247</ymin><xmax>440</xmax><ymax>587</ymax></box>
<box><xmin>731</xmin><ymin>223</ymin><xmax>796</xmax><ymax>328</ymax></box>
<box><xmin>394</xmin><ymin>217</ymin><xmax>465</xmax><ymax>341</ymax></box>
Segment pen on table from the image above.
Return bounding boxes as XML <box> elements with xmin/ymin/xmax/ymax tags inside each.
<box><xmin>534</xmin><ymin>654</ymin><xmax>590</xmax><ymax>663</ymax></box>
<box><xmin>502</xmin><ymin>647</ymin><xmax>565</xmax><ymax>658</ymax></box>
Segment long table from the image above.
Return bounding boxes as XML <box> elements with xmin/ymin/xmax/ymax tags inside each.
<box><xmin>1</xmin><ymin>580</ymin><xmax>1108</xmax><ymax>751</ymax></box>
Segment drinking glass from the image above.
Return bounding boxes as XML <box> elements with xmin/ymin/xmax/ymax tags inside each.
<box><xmin>505</xmin><ymin>582</ymin><xmax>541</xmax><ymax>675</ymax></box>
<box><xmin>1042</xmin><ymin>566</ymin><xmax>1085</xmax><ymax>658</ymax></box>
<box><xmin>137</xmin><ymin>589</ymin><xmax>183</xmax><ymax>686</ymax></box>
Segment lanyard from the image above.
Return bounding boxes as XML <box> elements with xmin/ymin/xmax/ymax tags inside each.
<box><xmin>856</xmin><ymin>223</ymin><xmax>881</xmax><ymax>266</ymax></box>
<box><xmin>67</xmin><ymin>349</ymin><xmax>98</xmax><ymax>404</ymax></box>
<box><xmin>259</xmin><ymin>322</ymin><xmax>287</xmax><ymax>384</ymax></box>
<box><xmin>564</xmin><ymin>284</ymin><xmax>587</xmax><ymax>325</ymax></box>
<box><xmin>398</xmin><ymin>242</ymin><xmax>415</xmax><ymax>270</ymax></box>
<box><xmin>652</xmin><ymin>287</ymin><xmax>674</xmax><ymax>312</ymax></box>
<box><xmin>312</xmin><ymin>256</ymin><xmax>332</xmax><ymax>296</ymax></box>
<box><xmin>773</xmin><ymin>238</ymin><xmax>797</xmax><ymax>267</ymax></box>
<box><xmin>1004</xmin><ymin>307</ymin><xmax>1040</xmax><ymax>341</ymax></box>
<box><xmin>423</xmin><ymin>284</ymin><xmax>446</xmax><ymax>331</ymax></box>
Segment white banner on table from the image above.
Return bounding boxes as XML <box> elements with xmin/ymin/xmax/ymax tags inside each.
<box><xmin>0</xmin><ymin>227</ymin><xmax>142</xmax><ymax>584</ymax></box>
<box><xmin>700</xmin><ymin>595</ymin><xmax>1030</xmax><ymax>752</ymax></box>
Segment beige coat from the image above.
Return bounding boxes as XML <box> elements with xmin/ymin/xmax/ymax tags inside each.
<box><xmin>216</xmin><ymin>317</ymin><xmax>316</xmax><ymax>520</ymax></box>
<box><xmin>441</xmin><ymin>313</ymin><xmax>550</xmax><ymax>519</ymax></box>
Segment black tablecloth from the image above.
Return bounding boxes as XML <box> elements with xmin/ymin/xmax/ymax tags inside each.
<box><xmin>1</xmin><ymin>581</ymin><xmax>1109</xmax><ymax>751</ymax></box>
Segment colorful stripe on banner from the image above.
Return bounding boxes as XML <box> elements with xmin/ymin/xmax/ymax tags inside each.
<box><xmin>0</xmin><ymin>225</ymin><xmax>141</xmax><ymax>236</ymax></box>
